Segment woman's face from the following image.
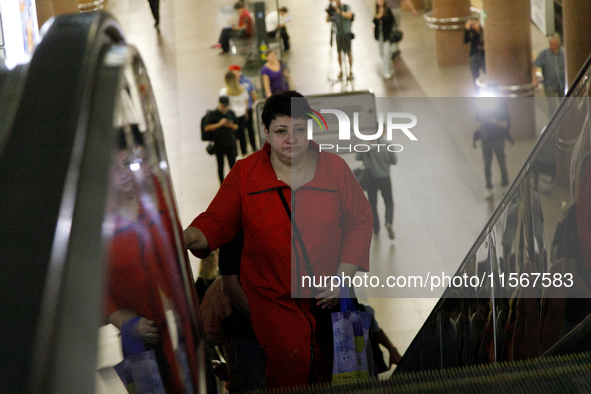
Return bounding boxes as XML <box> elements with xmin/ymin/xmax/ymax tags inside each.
<box><xmin>112</xmin><ymin>150</ymin><xmax>134</xmax><ymax>195</ymax></box>
<box><xmin>267</xmin><ymin>51</ymin><xmax>277</xmax><ymax>62</ymax></box>
<box><xmin>265</xmin><ymin>116</ymin><xmax>309</xmax><ymax>162</ymax></box>
<box><xmin>377</xmin><ymin>0</ymin><xmax>385</xmax><ymax>6</ymax></box>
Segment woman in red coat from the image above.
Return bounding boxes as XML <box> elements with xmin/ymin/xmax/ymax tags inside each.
<box><xmin>184</xmin><ymin>91</ymin><xmax>373</xmax><ymax>389</ymax></box>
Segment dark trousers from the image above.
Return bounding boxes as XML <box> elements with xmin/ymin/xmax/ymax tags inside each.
<box><xmin>482</xmin><ymin>140</ymin><xmax>508</xmax><ymax>189</ymax></box>
<box><xmin>148</xmin><ymin>0</ymin><xmax>160</xmax><ymax>26</ymax></box>
<box><xmin>234</xmin><ymin>336</ymin><xmax>266</xmax><ymax>391</ymax></box>
<box><xmin>236</xmin><ymin>116</ymin><xmax>247</xmax><ymax>155</ymax></box>
<box><xmin>246</xmin><ymin>108</ymin><xmax>258</xmax><ymax>152</ymax></box>
<box><xmin>367</xmin><ymin>176</ymin><xmax>394</xmax><ymax>234</ymax></box>
<box><xmin>268</xmin><ymin>27</ymin><xmax>290</xmax><ymax>50</ymax></box>
<box><xmin>470</xmin><ymin>51</ymin><xmax>486</xmax><ymax>86</ymax></box>
<box><xmin>219</xmin><ymin>28</ymin><xmax>247</xmax><ymax>53</ymax></box>
<box><xmin>215</xmin><ymin>143</ymin><xmax>237</xmax><ymax>184</ymax></box>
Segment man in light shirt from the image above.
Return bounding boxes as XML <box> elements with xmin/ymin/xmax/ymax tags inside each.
<box><xmin>533</xmin><ymin>34</ymin><xmax>565</xmax><ymax>115</ymax></box>
<box><xmin>265</xmin><ymin>6</ymin><xmax>291</xmax><ymax>51</ymax></box>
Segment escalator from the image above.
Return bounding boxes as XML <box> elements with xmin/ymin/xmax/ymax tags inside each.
<box><xmin>255</xmin><ymin>46</ymin><xmax>591</xmax><ymax>393</ymax></box>
<box><xmin>395</xmin><ymin>52</ymin><xmax>591</xmax><ymax>375</ymax></box>
<box><xmin>0</xmin><ymin>12</ymin><xmax>215</xmax><ymax>394</ymax></box>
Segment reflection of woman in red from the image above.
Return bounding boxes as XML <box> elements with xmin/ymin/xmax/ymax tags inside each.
<box><xmin>106</xmin><ymin>143</ymin><xmax>186</xmax><ymax>392</ymax></box>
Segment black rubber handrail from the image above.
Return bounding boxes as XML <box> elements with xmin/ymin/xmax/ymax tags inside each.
<box><xmin>0</xmin><ymin>12</ymin><xmax>124</xmax><ymax>393</ymax></box>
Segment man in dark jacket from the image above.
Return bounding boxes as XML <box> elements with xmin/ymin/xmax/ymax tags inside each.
<box><xmin>464</xmin><ymin>19</ymin><xmax>486</xmax><ymax>89</ymax></box>
<box><xmin>203</xmin><ymin>96</ymin><xmax>238</xmax><ymax>183</ymax></box>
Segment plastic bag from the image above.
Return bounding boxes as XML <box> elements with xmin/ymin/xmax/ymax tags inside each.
<box><xmin>331</xmin><ymin>288</ymin><xmax>371</xmax><ymax>384</ymax></box>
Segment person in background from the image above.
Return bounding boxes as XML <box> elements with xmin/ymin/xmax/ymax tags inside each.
<box><xmin>147</xmin><ymin>0</ymin><xmax>161</xmax><ymax>32</ymax></box>
<box><xmin>203</xmin><ymin>96</ymin><xmax>238</xmax><ymax>184</ymax></box>
<box><xmin>359</xmin><ymin>303</ymin><xmax>402</xmax><ymax>376</ymax></box>
<box><xmin>200</xmin><ymin>277</ymin><xmax>243</xmax><ymax>391</ymax></box>
<box><xmin>220</xmin><ymin>71</ymin><xmax>249</xmax><ymax>157</ymax></box>
<box><xmin>219</xmin><ymin>231</ymin><xmax>266</xmax><ymax>391</ymax></box>
<box><xmin>374</xmin><ymin>0</ymin><xmax>396</xmax><ymax>79</ymax></box>
<box><xmin>474</xmin><ymin>96</ymin><xmax>513</xmax><ymax>200</ymax></box>
<box><xmin>195</xmin><ymin>249</ymin><xmax>219</xmax><ymax>303</ymax></box>
<box><xmin>533</xmin><ymin>34</ymin><xmax>565</xmax><ymax>115</ymax></box>
<box><xmin>261</xmin><ymin>49</ymin><xmax>292</xmax><ymax>98</ymax></box>
<box><xmin>356</xmin><ymin>136</ymin><xmax>397</xmax><ymax>240</ymax></box>
<box><xmin>266</xmin><ymin>6</ymin><xmax>291</xmax><ymax>51</ymax></box>
<box><xmin>386</xmin><ymin>0</ymin><xmax>418</xmax><ymax>58</ymax></box>
<box><xmin>229</xmin><ymin>65</ymin><xmax>258</xmax><ymax>153</ymax></box>
<box><xmin>327</xmin><ymin>0</ymin><xmax>355</xmax><ymax>80</ymax></box>
<box><xmin>464</xmin><ymin>19</ymin><xmax>486</xmax><ymax>89</ymax></box>
<box><xmin>213</xmin><ymin>1</ymin><xmax>252</xmax><ymax>55</ymax></box>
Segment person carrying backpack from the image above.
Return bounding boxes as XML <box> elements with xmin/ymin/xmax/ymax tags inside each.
<box><xmin>203</xmin><ymin>96</ymin><xmax>238</xmax><ymax>184</ymax></box>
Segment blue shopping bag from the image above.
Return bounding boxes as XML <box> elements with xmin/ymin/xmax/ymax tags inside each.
<box><xmin>331</xmin><ymin>287</ymin><xmax>372</xmax><ymax>384</ymax></box>
<box><xmin>114</xmin><ymin>316</ymin><xmax>166</xmax><ymax>394</ymax></box>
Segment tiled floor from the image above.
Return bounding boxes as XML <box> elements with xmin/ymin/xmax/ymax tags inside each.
<box><xmin>98</xmin><ymin>0</ymin><xmax>551</xmax><ymax>384</ymax></box>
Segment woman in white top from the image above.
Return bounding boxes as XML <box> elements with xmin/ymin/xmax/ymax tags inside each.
<box><xmin>220</xmin><ymin>71</ymin><xmax>249</xmax><ymax>155</ymax></box>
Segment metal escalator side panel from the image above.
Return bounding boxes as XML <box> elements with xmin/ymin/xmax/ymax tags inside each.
<box><xmin>0</xmin><ymin>64</ymin><xmax>29</xmax><ymax>159</ymax></box>
<box><xmin>0</xmin><ymin>11</ymin><xmax>123</xmax><ymax>393</ymax></box>
<box><xmin>36</xmin><ymin>43</ymin><xmax>127</xmax><ymax>394</ymax></box>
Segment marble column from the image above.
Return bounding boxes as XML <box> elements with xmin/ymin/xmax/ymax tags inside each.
<box><xmin>484</xmin><ymin>0</ymin><xmax>536</xmax><ymax>140</ymax></box>
<box><xmin>554</xmin><ymin>0</ymin><xmax>591</xmax><ymax>189</ymax></box>
<box><xmin>431</xmin><ymin>0</ymin><xmax>471</xmax><ymax>66</ymax></box>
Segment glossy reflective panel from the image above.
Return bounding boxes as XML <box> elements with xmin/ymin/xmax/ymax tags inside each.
<box><xmin>95</xmin><ymin>55</ymin><xmax>203</xmax><ymax>393</ymax></box>
<box><xmin>398</xmin><ymin>77</ymin><xmax>591</xmax><ymax>372</ymax></box>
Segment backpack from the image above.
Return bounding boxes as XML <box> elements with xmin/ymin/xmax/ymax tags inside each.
<box><xmin>201</xmin><ymin>110</ymin><xmax>214</xmax><ymax>141</ymax></box>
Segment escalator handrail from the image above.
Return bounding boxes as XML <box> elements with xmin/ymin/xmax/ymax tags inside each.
<box><xmin>0</xmin><ymin>11</ymin><xmax>124</xmax><ymax>393</ymax></box>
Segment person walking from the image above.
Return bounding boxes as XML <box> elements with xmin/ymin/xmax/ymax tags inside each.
<box><xmin>220</xmin><ymin>71</ymin><xmax>249</xmax><ymax>156</ymax></box>
<box><xmin>203</xmin><ymin>96</ymin><xmax>238</xmax><ymax>184</ymax></box>
<box><xmin>229</xmin><ymin>65</ymin><xmax>258</xmax><ymax>153</ymax></box>
<box><xmin>261</xmin><ymin>49</ymin><xmax>293</xmax><ymax>98</ymax></box>
<box><xmin>147</xmin><ymin>0</ymin><xmax>161</xmax><ymax>32</ymax></box>
<box><xmin>474</xmin><ymin>97</ymin><xmax>513</xmax><ymax>200</ymax></box>
<box><xmin>464</xmin><ymin>19</ymin><xmax>486</xmax><ymax>89</ymax></box>
<box><xmin>356</xmin><ymin>137</ymin><xmax>397</xmax><ymax>239</ymax></box>
<box><xmin>533</xmin><ymin>34</ymin><xmax>565</xmax><ymax>115</ymax></box>
<box><xmin>326</xmin><ymin>0</ymin><xmax>354</xmax><ymax>80</ymax></box>
<box><xmin>374</xmin><ymin>0</ymin><xmax>396</xmax><ymax>79</ymax></box>
<box><xmin>386</xmin><ymin>0</ymin><xmax>418</xmax><ymax>58</ymax></box>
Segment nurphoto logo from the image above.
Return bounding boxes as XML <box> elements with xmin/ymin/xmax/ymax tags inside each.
<box><xmin>306</xmin><ymin>108</ymin><xmax>418</xmax><ymax>152</ymax></box>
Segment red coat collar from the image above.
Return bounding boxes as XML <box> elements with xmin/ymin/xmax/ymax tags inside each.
<box><xmin>245</xmin><ymin>141</ymin><xmax>340</xmax><ymax>194</ymax></box>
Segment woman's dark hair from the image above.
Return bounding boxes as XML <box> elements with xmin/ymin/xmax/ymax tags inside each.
<box><xmin>261</xmin><ymin>91</ymin><xmax>310</xmax><ymax>131</ymax></box>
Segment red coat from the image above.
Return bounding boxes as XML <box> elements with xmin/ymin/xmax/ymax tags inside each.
<box><xmin>190</xmin><ymin>142</ymin><xmax>373</xmax><ymax>388</ymax></box>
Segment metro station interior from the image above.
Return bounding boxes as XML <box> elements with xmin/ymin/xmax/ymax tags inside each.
<box><xmin>1</xmin><ymin>0</ymin><xmax>591</xmax><ymax>392</ymax></box>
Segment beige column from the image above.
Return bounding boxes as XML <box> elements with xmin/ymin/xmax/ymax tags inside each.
<box><xmin>403</xmin><ymin>0</ymin><xmax>424</xmax><ymax>11</ymax></box>
<box><xmin>484</xmin><ymin>0</ymin><xmax>535</xmax><ymax>140</ymax></box>
<box><xmin>554</xmin><ymin>0</ymin><xmax>591</xmax><ymax>189</ymax></box>
<box><xmin>36</xmin><ymin>0</ymin><xmax>79</xmax><ymax>29</ymax></box>
<box><xmin>430</xmin><ymin>0</ymin><xmax>471</xmax><ymax>66</ymax></box>
<box><xmin>563</xmin><ymin>0</ymin><xmax>591</xmax><ymax>86</ymax></box>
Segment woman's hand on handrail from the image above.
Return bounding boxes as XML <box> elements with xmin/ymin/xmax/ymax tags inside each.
<box><xmin>183</xmin><ymin>226</ymin><xmax>210</xmax><ymax>256</ymax></box>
